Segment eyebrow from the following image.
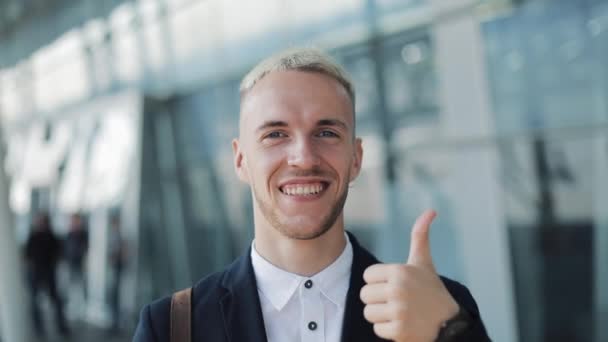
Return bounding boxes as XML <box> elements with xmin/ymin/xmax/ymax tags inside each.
<box><xmin>255</xmin><ymin>120</ymin><xmax>288</xmax><ymax>133</ymax></box>
<box><xmin>256</xmin><ymin>119</ymin><xmax>348</xmax><ymax>132</ymax></box>
<box><xmin>317</xmin><ymin>119</ymin><xmax>348</xmax><ymax>130</ymax></box>
<box><xmin>255</xmin><ymin>118</ymin><xmax>349</xmax><ymax>133</ymax></box>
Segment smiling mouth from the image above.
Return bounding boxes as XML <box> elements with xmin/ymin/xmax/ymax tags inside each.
<box><xmin>279</xmin><ymin>182</ymin><xmax>328</xmax><ymax>196</ymax></box>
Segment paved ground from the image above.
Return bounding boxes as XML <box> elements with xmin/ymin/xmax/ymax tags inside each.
<box><xmin>44</xmin><ymin>323</ymin><xmax>131</xmax><ymax>342</ymax></box>
<box><xmin>1</xmin><ymin>285</ymin><xmax>135</xmax><ymax>342</ymax></box>
<box><xmin>0</xmin><ymin>320</ymin><xmax>133</xmax><ymax>342</ymax></box>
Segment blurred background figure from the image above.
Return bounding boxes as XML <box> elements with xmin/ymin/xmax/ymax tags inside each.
<box><xmin>107</xmin><ymin>214</ymin><xmax>127</xmax><ymax>335</ymax></box>
<box><xmin>24</xmin><ymin>211</ymin><xmax>70</xmax><ymax>337</ymax></box>
<box><xmin>64</xmin><ymin>212</ymin><xmax>89</xmax><ymax>318</ymax></box>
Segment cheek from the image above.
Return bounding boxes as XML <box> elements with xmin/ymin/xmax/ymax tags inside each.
<box><xmin>323</xmin><ymin>148</ymin><xmax>355</xmax><ymax>175</ymax></box>
<box><xmin>250</xmin><ymin>148</ymin><xmax>285</xmax><ymax>182</ymax></box>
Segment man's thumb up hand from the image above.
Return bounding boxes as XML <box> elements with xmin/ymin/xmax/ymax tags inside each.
<box><xmin>360</xmin><ymin>210</ymin><xmax>459</xmax><ymax>342</ymax></box>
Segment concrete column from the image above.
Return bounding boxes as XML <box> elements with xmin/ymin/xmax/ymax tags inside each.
<box><xmin>429</xmin><ymin>0</ymin><xmax>517</xmax><ymax>341</ymax></box>
<box><xmin>85</xmin><ymin>208</ymin><xmax>110</xmax><ymax>325</ymax></box>
<box><xmin>0</xmin><ymin>131</ymin><xmax>33</xmax><ymax>342</ymax></box>
<box><xmin>592</xmin><ymin>135</ymin><xmax>608</xmax><ymax>342</ymax></box>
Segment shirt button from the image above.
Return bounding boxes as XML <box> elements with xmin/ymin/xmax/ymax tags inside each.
<box><xmin>304</xmin><ymin>280</ymin><xmax>313</xmax><ymax>289</ymax></box>
<box><xmin>308</xmin><ymin>321</ymin><xmax>317</xmax><ymax>331</ymax></box>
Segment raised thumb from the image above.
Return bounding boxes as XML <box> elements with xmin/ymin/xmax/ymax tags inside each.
<box><xmin>406</xmin><ymin>209</ymin><xmax>437</xmax><ymax>272</ymax></box>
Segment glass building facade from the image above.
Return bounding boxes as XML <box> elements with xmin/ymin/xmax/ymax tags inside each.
<box><xmin>1</xmin><ymin>0</ymin><xmax>606</xmax><ymax>341</ymax></box>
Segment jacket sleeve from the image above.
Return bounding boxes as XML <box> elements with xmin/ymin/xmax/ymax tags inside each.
<box><xmin>132</xmin><ymin>305</ymin><xmax>160</xmax><ymax>342</ymax></box>
<box><xmin>441</xmin><ymin>277</ymin><xmax>491</xmax><ymax>342</ymax></box>
<box><xmin>453</xmin><ymin>285</ymin><xmax>491</xmax><ymax>342</ymax></box>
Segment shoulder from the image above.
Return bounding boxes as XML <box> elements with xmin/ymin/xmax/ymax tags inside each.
<box><xmin>132</xmin><ymin>270</ymin><xmax>227</xmax><ymax>342</ymax></box>
<box><xmin>191</xmin><ymin>270</ymin><xmax>228</xmax><ymax>307</ymax></box>
<box><xmin>132</xmin><ymin>296</ymin><xmax>170</xmax><ymax>342</ymax></box>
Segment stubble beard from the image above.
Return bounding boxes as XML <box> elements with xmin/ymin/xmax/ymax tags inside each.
<box><xmin>253</xmin><ymin>175</ymin><xmax>350</xmax><ymax>240</ymax></box>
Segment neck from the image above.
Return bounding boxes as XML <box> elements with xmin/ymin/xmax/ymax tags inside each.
<box><xmin>254</xmin><ymin>218</ymin><xmax>347</xmax><ymax>277</ymax></box>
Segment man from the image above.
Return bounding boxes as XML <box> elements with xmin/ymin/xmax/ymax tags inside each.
<box><xmin>64</xmin><ymin>213</ymin><xmax>89</xmax><ymax>301</ymax></box>
<box><xmin>25</xmin><ymin>211</ymin><xmax>70</xmax><ymax>337</ymax></box>
<box><xmin>108</xmin><ymin>214</ymin><xmax>128</xmax><ymax>334</ymax></box>
<box><xmin>133</xmin><ymin>48</ymin><xmax>490</xmax><ymax>341</ymax></box>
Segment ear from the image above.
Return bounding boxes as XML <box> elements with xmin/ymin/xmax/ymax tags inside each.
<box><xmin>349</xmin><ymin>137</ymin><xmax>363</xmax><ymax>182</ymax></box>
<box><xmin>232</xmin><ymin>138</ymin><xmax>250</xmax><ymax>184</ymax></box>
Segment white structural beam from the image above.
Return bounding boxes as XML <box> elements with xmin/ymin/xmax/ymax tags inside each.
<box><xmin>0</xmin><ymin>129</ymin><xmax>33</xmax><ymax>342</ymax></box>
<box><xmin>429</xmin><ymin>0</ymin><xmax>518</xmax><ymax>341</ymax></box>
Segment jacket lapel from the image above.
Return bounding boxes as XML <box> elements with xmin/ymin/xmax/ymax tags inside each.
<box><xmin>219</xmin><ymin>249</ymin><xmax>268</xmax><ymax>342</ymax></box>
<box><xmin>341</xmin><ymin>233</ymin><xmax>388</xmax><ymax>342</ymax></box>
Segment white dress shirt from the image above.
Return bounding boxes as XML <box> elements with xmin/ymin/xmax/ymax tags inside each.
<box><xmin>250</xmin><ymin>234</ymin><xmax>353</xmax><ymax>342</ymax></box>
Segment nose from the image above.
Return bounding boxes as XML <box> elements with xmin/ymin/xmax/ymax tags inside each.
<box><xmin>287</xmin><ymin>137</ymin><xmax>321</xmax><ymax>169</ymax></box>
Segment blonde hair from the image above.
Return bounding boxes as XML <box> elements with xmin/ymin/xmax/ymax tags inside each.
<box><xmin>239</xmin><ymin>47</ymin><xmax>355</xmax><ymax>107</ymax></box>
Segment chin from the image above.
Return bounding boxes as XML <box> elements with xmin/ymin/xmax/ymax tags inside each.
<box><xmin>274</xmin><ymin>218</ymin><xmax>334</xmax><ymax>241</ymax></box>
<box><xmin>254</xmin><ymin>186</ymin><xmax>347</xmax><ymax>242</ymax></box>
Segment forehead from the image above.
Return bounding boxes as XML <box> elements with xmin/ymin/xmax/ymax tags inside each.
<box><xmin>239</xmin><ymin>70</ymin><xmax>354</xmax><ymax>131</ymax></box>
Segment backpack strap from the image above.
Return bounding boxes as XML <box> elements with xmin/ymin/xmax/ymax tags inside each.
<box><xmin>170</xmin><ymin>287</ymin><xmax>192</xmax><ymax>342</ymax></box>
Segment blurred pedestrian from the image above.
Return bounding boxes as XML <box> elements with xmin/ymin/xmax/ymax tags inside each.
<box><xmin>24</xmin><ymin>211</ymin><xmax>70</xmax><ymax>337</ymax></box>
<box><xmin>64</xmin><ymin>212</ymin><xmax>89</xmax><ymax>316</ymax></box>
<box><xmin>107</xmin><ymin>214</ymin><xmax>127</xmax><ymax>334</ymax></box>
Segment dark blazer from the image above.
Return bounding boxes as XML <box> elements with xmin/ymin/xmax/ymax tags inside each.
<box><xmin>133</xmin><ymin>233</ymin><xmax>490</xmax><ymax>341</ymax></box>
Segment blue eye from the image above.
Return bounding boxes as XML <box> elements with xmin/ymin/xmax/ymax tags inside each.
<box><xmin>318</xmin><ymin>130</ymin><xmax>339</xmax><ymax>138</ymax></box>
<box><xmin>266</xmin><ymin>131</ymin><xmax>286</xmax><ymax>139</ymax></box>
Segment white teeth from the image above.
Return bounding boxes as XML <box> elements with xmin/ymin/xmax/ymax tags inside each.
<box><xmin>281</xmin><ymin>183</ymin><xmax>325</xmax><ymax>196</ymax></box>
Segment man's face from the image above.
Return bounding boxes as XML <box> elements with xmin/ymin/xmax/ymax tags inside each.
<box><xmin>233</xmin><ymin>70</ymin><xmax>363</xmax><ymax>240</ymax></box>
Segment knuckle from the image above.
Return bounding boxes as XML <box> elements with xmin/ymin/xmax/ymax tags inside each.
<box><xmin>412</xmin><ymin>228</ymin><xmax>426</xmax><ymax>240</ymax></box>
<box><xmin>400</xmin><ymin>263</ymin><xmax>416</xmax><ymax>274</ymax></box>
<box><xmin>395</xmin><ymin>263</ymin><xmax>408</xmax><ymax>275</ymax></box>
<box><xmin>399</xmin><ymin>264</ymin><xmax>424</xmax><ymax>283</ymax></box>
<box><xmin>391</xmin><ymin>264</ymin><xmax>410</xmax><ymax>282</ymax></box>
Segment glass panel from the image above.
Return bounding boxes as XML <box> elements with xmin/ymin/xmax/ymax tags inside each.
<box><xmin>501</xmin><ymin>133</ymin><xmax>597</xmax><ymax>342</ymax></box>
<box><xmin>482</xmin><ymin>0</ymin><xmax>608</xmax><ymax>340</ymax></box>
<box><xmin>335</xmin><ymin>44</ymin><xmax>379</xmax><ymax>123</ymax></box>
<box><xmin>398</xmin><ymin>128</ymin><xmax>604</xmax><ymax>341</ymax></box>
<box><xmin>381</xmin><ymin>32</ymin><xmax>438</xmax><ymax>124</ymax></box>
<box><xmin>483</xmin><ymin>0</ymin><xmax>607</xmax><ymax>134</ymax></box>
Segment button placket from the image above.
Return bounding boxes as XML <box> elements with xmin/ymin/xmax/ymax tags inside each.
<box><xmin>300</xmin><ymin>279</ymin><xmax>324</xmax><ymax>342</ymax></box>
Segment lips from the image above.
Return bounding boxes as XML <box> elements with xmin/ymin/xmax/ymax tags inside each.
<box><xmin>278</xmin><ymin>178</ymin><xmax>330</xmax><ymax>196</ymax></box>
<box><xmin>280</xmin><ymin>182</ymin><xmax>326</xmax><ymax>196</ymax></box>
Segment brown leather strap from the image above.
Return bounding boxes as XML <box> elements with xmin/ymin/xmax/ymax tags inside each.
<box><xmin>170</xmin><ymin>287</ymin><xmax>192</xmax><ymax>342</ymax></box>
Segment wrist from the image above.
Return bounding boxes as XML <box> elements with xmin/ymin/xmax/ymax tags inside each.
<box><xmin>435</xmin><ymin>305</ymin><xmax>473</xmax><ymax>342</ymax></box>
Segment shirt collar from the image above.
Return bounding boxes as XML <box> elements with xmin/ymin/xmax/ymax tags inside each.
<box><xmin>314</xmin><ymin>234</ymin><xmax>353</xmax><ymax>307</ymax></box>
<box><xmin>250</xmin><ymin>244</ymin><xmax>303</xmax><ymax>311</ymax></box>
<box><xmin>250</xmin><ymin>233</ymin><xmax>353</xmax><ymax>311</ymax></box>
